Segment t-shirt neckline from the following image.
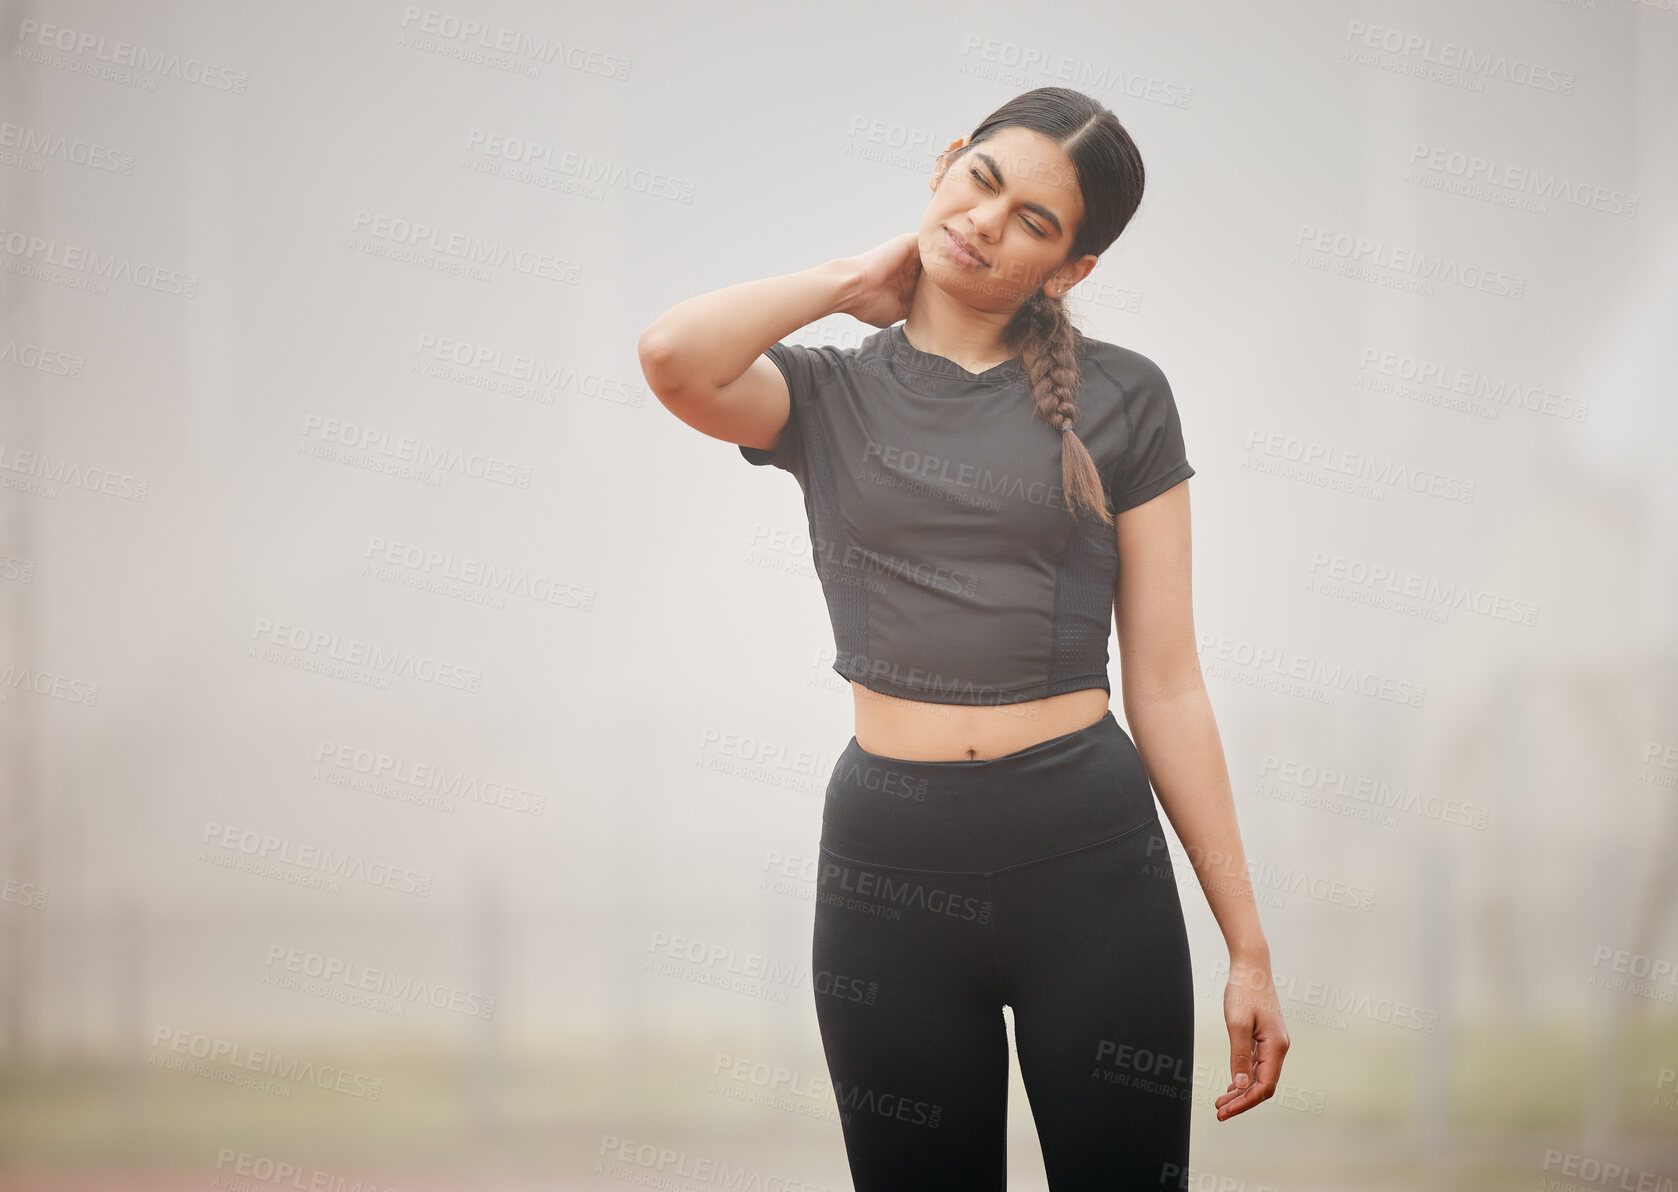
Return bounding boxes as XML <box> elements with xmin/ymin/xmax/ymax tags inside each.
<box><xmin>888</xmin><ymin>323</ymin><xmax>1024</xmax><ymax>384</ymax></box>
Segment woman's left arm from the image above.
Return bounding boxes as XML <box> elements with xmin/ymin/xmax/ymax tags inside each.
<box><xmin>1113</xmin><ymin>480</ymin><xmax>1291</xmax><ymax>1121</ymax></box>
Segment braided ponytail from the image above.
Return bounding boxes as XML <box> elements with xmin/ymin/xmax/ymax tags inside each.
<box><xmin>1007</xmin><ymin>287</ymin><xmax>1110</xmax><ymax>526</ymax></box>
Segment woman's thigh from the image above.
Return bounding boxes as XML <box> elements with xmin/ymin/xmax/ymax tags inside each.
<box><xmin>811</xmin><ymin>849</ymin><xmax>1010</xmax><ymax>1190</ymax></box>
<box><xmin>995</xmin><ymin>818</ymin><xmax>1196</xmax><ymax>1190</ymax></box>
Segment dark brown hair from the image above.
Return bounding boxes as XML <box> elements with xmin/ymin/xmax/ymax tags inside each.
<box><xmin>943</xmin><ymin>86</ymin><xmax>1146</xmax><ymax>526</ymax></box>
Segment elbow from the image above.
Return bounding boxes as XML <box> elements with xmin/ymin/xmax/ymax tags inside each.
<box><xmin>637</xmin><ymin>326</ymin><xmax>692</xmax><ymax>409</ymax></box>
<box><xmin>636</xmin><ymin>322</ymin><xmax>673</xmax><ymax>367</ymax></box>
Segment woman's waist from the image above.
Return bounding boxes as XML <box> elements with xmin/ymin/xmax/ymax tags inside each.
<box><xmin>822</xmin><ymin>703</ymin><xmax>1159</xmax><ymax>874</ymax></box>
<box><xmin>848</xmin><ymin>682</ymin><xmax>1111</xmax><ymax>763</ymax></box>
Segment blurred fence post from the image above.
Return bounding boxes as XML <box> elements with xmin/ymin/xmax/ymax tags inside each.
<box><xmin>113</xmin><ymin>893</ymin><xmax>145</xmax><ymax>1131</ymax></box>
<box><xmin>466</xmin><ymin>866</ymin><xmax>502</xmax><ymax>1138</ymax></box>
<box><xmin>1583</xmin><ymin>843</ymin><xmax>1620</xmax><ymax>1151</ymax></box>
<box><xmin>616</xmin><ymin>763</ymin><xmax>648</xmax><ymax>1115</ymax></box>
<box><xmin>1418</xmin><ymin>839</ymin><xmax>1453</xmax><ymax>1163</ymax></box>
<box><xmin>765</xmin><ymin>830</ymin><xmax>806</xmax><ymax>1071</ymax></box>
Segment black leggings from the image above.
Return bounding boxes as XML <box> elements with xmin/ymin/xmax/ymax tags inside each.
<box><xmin>812</xmin><ymin>710</ymin><xmax>1194</xmax><ymax>1191</ymax></box>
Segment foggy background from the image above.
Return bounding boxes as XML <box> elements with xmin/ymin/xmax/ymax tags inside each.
<box><xmin>1</xmin><ymin>0</ymin><xmax>1675</xmax><ymax>1188</ymax></box>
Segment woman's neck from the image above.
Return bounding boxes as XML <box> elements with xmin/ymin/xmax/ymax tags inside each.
<box><xmin>902</xmin><ymin>284</ymin><xmax>1015</xmax><ymax>373</ymax></box>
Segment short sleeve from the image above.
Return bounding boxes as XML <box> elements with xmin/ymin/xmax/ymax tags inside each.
<box><xmin>738</xmin><ymin>340</ymin><xmax>832</xmax><ymax>478</ymax></box>
<box><xmin>1109</xmin><ymin>356</ymin><xmax>1194</xmax><ymax>512</ymax></box>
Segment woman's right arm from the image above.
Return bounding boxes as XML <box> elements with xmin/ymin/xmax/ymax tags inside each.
<box><xmin>637</xmin><ymin>258</ymin><xmax>865</xmax><ymax>453</ymax></box>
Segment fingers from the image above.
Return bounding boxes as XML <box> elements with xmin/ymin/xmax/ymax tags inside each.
<box><xmin>1214</xmin><ymin>1054</ymin><xmax>1275</xmax><ymax>1118</ymax></box>
<box><xmin>1216</xmin><ymin>1014</ymin><xmax>1289</xmax><ymax>1120</ymax></box>
<box><xmin>1224</xmin><ymin>1016</ymin><xmax>1254</xmax><ymax>1102</ymax></box>
<box><xmin>1215</xmin><ymin>1076</ymin><xmax>1273</xmax><ymax>1119</ymax></box>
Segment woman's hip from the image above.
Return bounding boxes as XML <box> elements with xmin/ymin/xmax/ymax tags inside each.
<box><xmin>819</xmin><ymin>710</ymin><xmax>1161</xmax><ymax>876</ymax></box>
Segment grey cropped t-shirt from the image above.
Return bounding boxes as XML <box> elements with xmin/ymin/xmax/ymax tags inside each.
<box><xmin>740</xmin><ymin>322</ymin><xmax>1193</xmax><ymax>706</ymax></box>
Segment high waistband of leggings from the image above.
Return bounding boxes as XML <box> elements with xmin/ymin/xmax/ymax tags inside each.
<box><xmin>819</xmin><ymin>710</ymin><xmax>1160</xmax><ymax>876</ymax></box>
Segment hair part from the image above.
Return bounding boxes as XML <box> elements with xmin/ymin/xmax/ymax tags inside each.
<box><xmin>947</xmin><ymin>86</ymin><xmax>1146</xmax><ymax>526</ymax></box>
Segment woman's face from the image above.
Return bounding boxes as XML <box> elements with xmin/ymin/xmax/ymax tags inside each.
<box><xmin>919</xmin><ymin>125</ymin><xmax>1095</xmax><ymax>314</ymax></box>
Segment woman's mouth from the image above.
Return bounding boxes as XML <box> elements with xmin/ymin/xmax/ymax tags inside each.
<box><xmin>944</xmin><ymin>226</ymin><xmax>988</xmax><ymax>268</ymax></box>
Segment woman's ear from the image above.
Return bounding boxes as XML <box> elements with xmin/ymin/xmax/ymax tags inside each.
<box><xmin>930</xmin><ymin>136</ymin><xmax>970</xmax><ymax>191</ymax></box>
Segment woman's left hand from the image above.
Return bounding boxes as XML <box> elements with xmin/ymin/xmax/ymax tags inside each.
<box><xmin>1215</xmin><ymin>952</ymin><xmax>1290</xmax><ymax>1121</ymax></box>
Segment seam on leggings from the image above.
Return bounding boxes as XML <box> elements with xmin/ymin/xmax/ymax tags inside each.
<box><xmin>815</xmin><ymin>815</ymin><xmax>1158</xmax><ymax>879</ymax></box>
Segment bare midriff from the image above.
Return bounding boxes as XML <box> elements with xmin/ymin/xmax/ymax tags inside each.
<box><xmin>849</xmin><ymin>682</ymin><xmax>1111</xmax><ymax>762</ymax></box>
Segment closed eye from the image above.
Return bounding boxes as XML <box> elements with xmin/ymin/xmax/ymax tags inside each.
<box><xmin>969</xmin><ymin>167</ymin><xmax>1047</xmax><ymax>238</ymax></box>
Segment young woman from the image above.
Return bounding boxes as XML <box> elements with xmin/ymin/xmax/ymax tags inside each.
<box><xmin>639</xmin><ymin>86</ymin><xmax>1288</xmax><ymax>1190</ymax></box>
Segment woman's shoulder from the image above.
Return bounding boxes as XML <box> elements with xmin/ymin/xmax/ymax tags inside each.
<box><xmin>1072</xmin><ymin>334</ymin><xmax>1185</xmax><ymax>448</ymax></box>
<box><xmin>778</xmin><ymin>325</ymin><xmax>894</xmax><ymax>365</ymax></box>
<box><xmin>1076</xmin><ymin>333</ymin><xmax>1170</xmax><ymax>395</ymax></box>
